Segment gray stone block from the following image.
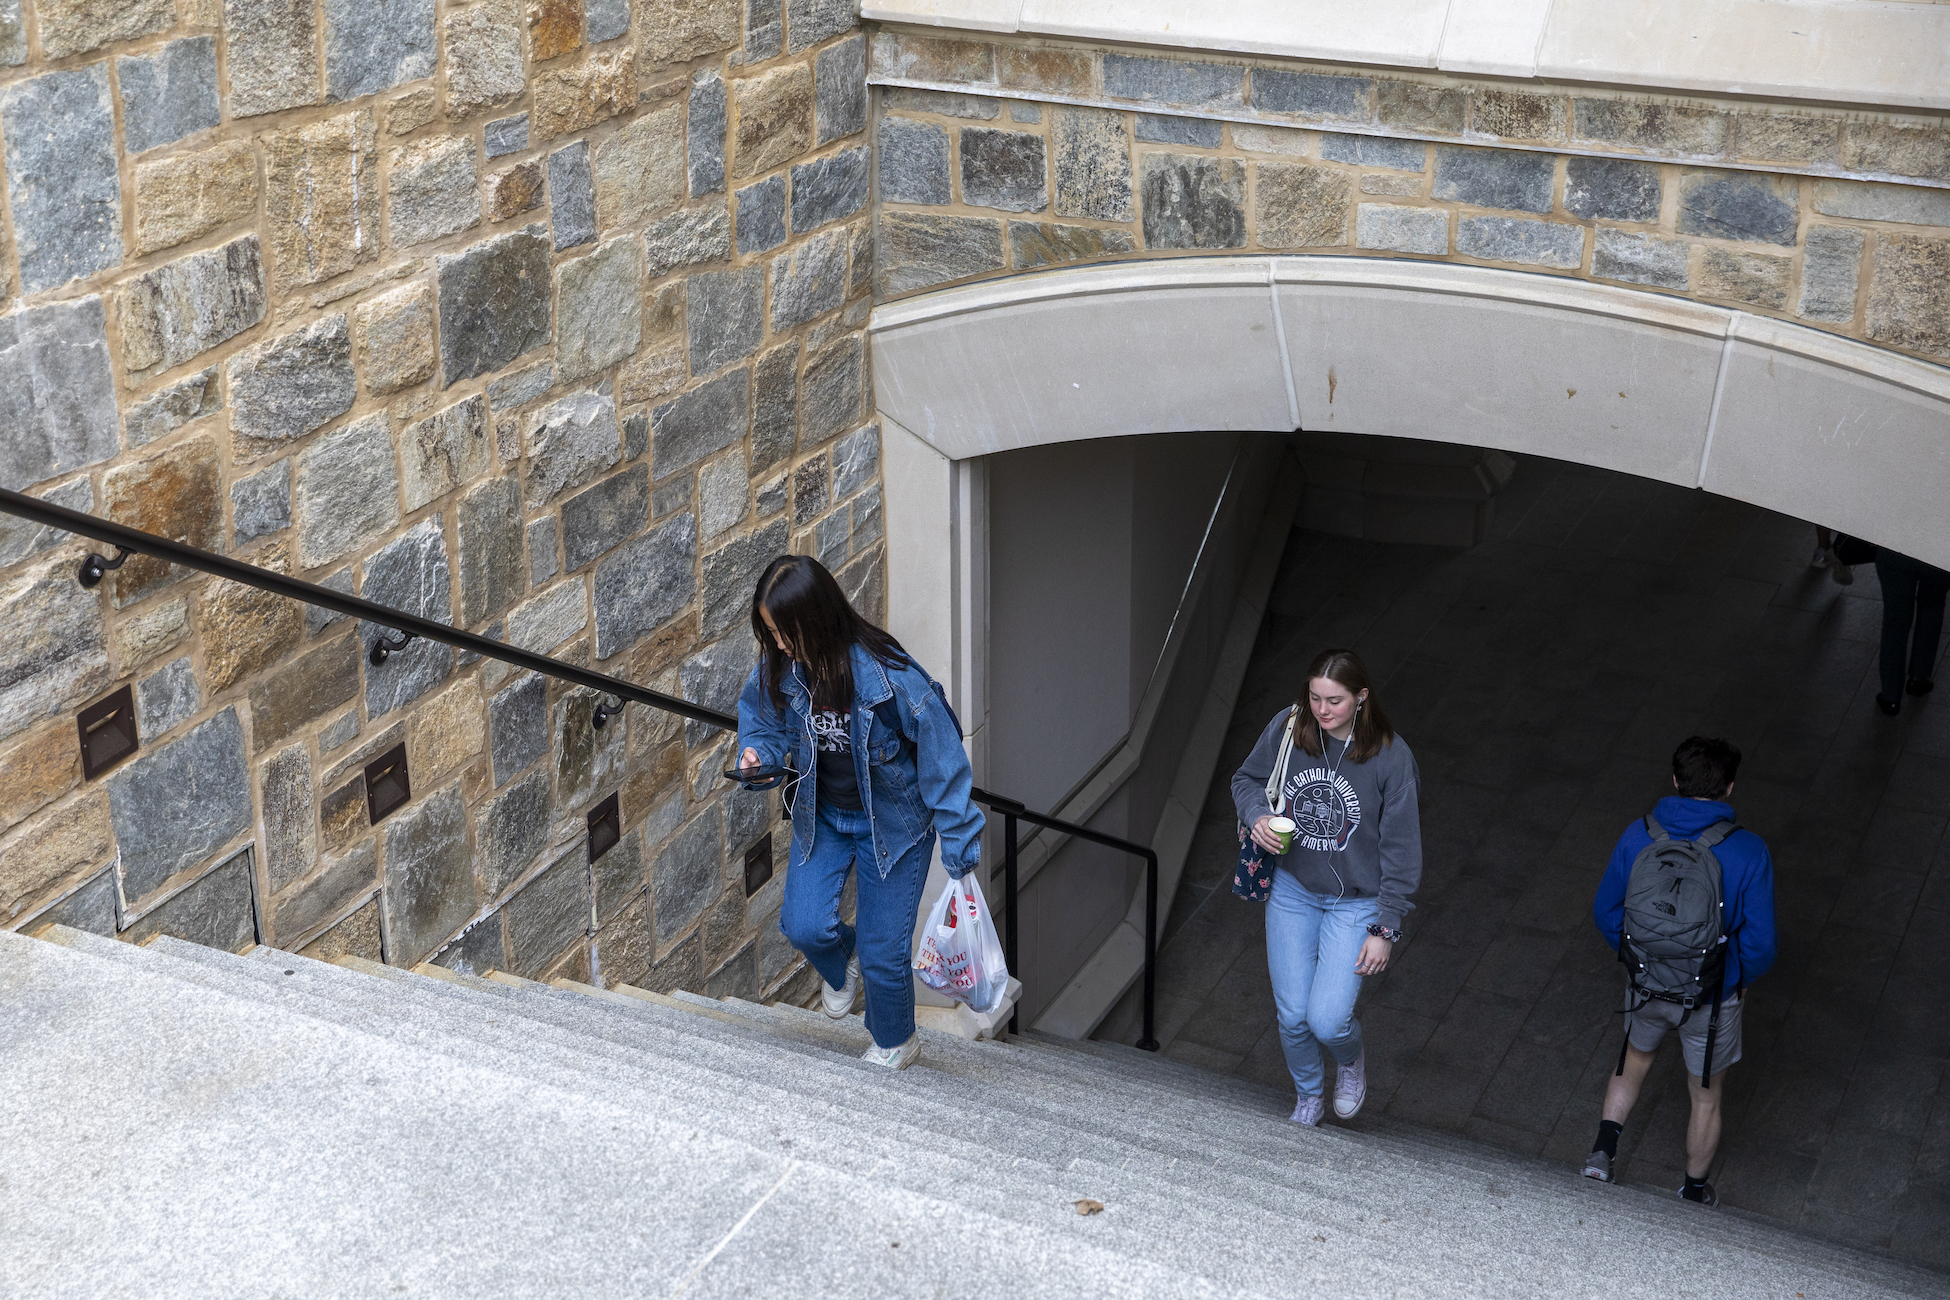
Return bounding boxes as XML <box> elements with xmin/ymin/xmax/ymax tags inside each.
<box><xmin>399</xmin><ymin>395</ymin><xmax>490</xmax><ymax>513</ymax></box>
<box><xmin>0</xmin><ymin>552</ymin><xmax>109</xmax><ymax>743</ymax></box>
<box><xmin>1355</xmin><ymin>204</ymin><xmax>1447</xmax><ymax>254</ymax></box>
<box><xmin>319</xmin><ymin>711</ymin><xmax>358</xmax><ymax>754</ymax></box>
<box><xmin>485</xmin><ymin>113</ymin><xmax>529</xmax><ymax>158</ymax></box>
<box><xmin>260</xmin><ymin>742</ymin><xmax>315</xmax><ymax>892</ymax></box>
<box><xmin>229</xmin><ymin>313</ymin><xmax>356</xmax><ymax>446</ymax></box>
<box><xmin>680</xmin><ymin>637</ymin><xmax>758</xmax><ymax>745</ymax></box>
<box><xmin>503</xmin><ymin>583</ymin><xmax>585</xmax><ymax>654</ymax></box>
<box><xmin>851</xmin><ymin>486</ymin><xmax>882</xmax><ymax>551</ymax></box>
<box><xmin>557</xmin><ymin>237</ymin><xmax>644</xmax><ymax>383</ymax></box>
<box><xmin>490</xmin><ymin>673</ymin><xmax>549</xmax><ymax>787</ymax></box>
<box><xmin>296</xmin><ymin>414</ymin><xmax>400</xmax><ymax>569</ymax></box>
<box><xmin>831</xmin><ymin>423</ymin><xmax>878</xmax><ymax>500</ymax></box>
<box><xmin>624</xmin><ymin>412</ymin><xmax>649</xmax><ymax>462</ymax></box>
<box><xmin>645</xmin><ymin>203</ymin><xmax>732</xmax><ymax>279</ymax></box>
<box><xmin>0</xmin><ymin>477</ymin><xmax>90</xmax><ymax>568</ymax></box>
<box><xmin>813</xmin><ymin>510</ymin><xmax>848</xmax><ymax>570</ymax></box>
<box><xmin>487</xmin><ymin>362</ymin><xmax>554</xmax><ymax>413</ymax></box>
<box><xmin>359</xmin><ymin>518</ymin><xmax>455</xmax><ymax>719</ymax></box>
<box><xmin>107</xmin><ymin>706</ymin><xmax>251</xmax><ymax>904</ymax></box>
<box><xmin>304</xmin><ymin>568</ymin><xmax>356</xmax><ymax>638</ymax></box>
<box><xmin>226</xmin><ymin>0</ymin><xmax>321</xmax><ymax>117</ymax></box>
<box><xmin>553</xmin><ymin>686</ymin><xmax>627</xmax><ymax>811</ymax></box>
<box><xmin>32</xmin><ymin>869</ymin><xmax>118</xmax><ymax>937</ymax></box>
<box><xmin>878</xmin><ymin>118</ymin><xmax>950</xmax><ymax>206</ymax></box>
<box><xmin>785</xmin><ymin>0</ymin><xmax>852</xmax><ymax>53</ymax></box>
<box><xmin>1563</xmin><ymin>157</ymin><xmax>1662</xmax><ymax>223</ymax></box>
<box><xmin>0</xmin><ymin>0</ymin><xmax>17</xmax><ymax>65</ymax></box>
<box><xmin>700</xmin><ymin>453</ymin><xmax>749</xmax><ymax>543</ymax></box>
<box><xmin>1573</xmin><ymin>97</ymin><xmax>1727</xmax><ymax>156</ymax></box>
<box><xmin>1812</xmin><ymin>178</ymin><xmax>1950</xmax><ymax>228</ymax></box>
<box><xmin>1592</xmin><ymin>228</ymin><xmax>1688</xmax><ymax>289</ymax></box>
<box><xmin>815</xmin><ymin>35</ymin><xmax>866</xmax><ymax>146</ymax></box>
<box><xmin>790</xmin><ymin>455</ymin><xmax>827</xmax><ymax>526</ymax></box>
<box><xmin>655</xmin><ymin>804</ymin><xmax>724</xmax><ymax>946</ymax></box>
<box><xmin>799</xmin><ymin>337</ymin><xmax>861</xmax><ymax>448</ymax></box>
<box><xmin>752</xmin><ymin>343</ymin><xmax>798</xmax><ymax>474</ymax></box>
<box><xmin>1256</xmin><ymin>70</ymin><xmax>1370</xmax><ymax>121</ymax></box>
<box><xmin>705</xmin><ymin>942</ymin><xmax>757</xmax><ymax>999</ymax></box>
<box><xmin>125</xmin><ymin>368</ymin><xmax>221</xmax><ymax>449</ymax></box>
<box><xmin>388</xmin><ymin>136</ymin><xmax>481</xmax><ymax>248</ymax></box>
<box><xmin>1431</xmin><ymin>146</ymin><xmax>1553</xmax><ymax>214</ymax></box>
<box><xmin>119</xmin><ymin>237</ymin><xmax>268</xmax><ymax>376</ymax></box>
<box><xmin>1</xmin><ymin>65</ymin><xmax>122</xmax><ymax>294</ymax></box>
<box><xmin>231</xmin><ymin>460</ymin><xmax>291</xmax><ymax>546</ymax></box>
<box><xmin>593</xmin><ymin>514</ymin><xmax>697</xmax><ymax>658</ymax></box>
<box><xmin>1677</xmin><ymin>170</ymin><xmax>1799</xmax><ymax>246</ymax></box>
<box><xmin>437</xmin><ymin>224</ymin><xmax>553</xmax><ymax>386</ymax></box>
<box><xmin>482</xmin><ymin>766</ymin><xmax>550</xmax><ymax>897</ymax></box>
<box><xmin>745</xmin><ymin>0</ymin><xmax>782</xmax><ymax>59</ymax></box>
<box><xmin>527</xmin><ymin>517</ymin><xmax>560</xmax><ymax>587</ymax></box>
<box><xmin>118</xmin><ymin>37</ymin><xmax>220</xmax><ymax>154</ymax></box>
<box><xmin>770</xmin><ymin>230</ymin><xmax>848</xmax><ymax>332</ymax></box>
<box><xmin>736</xmin><ymin>176</ymin><xmax>788</xmax><ymax>254</ymax></box>
<box><xmin>593</xmin><ymin>826</ymin><xmax>645</xmax><ymax>923</ymax></box>
<box><xmin>458</xmin><ymin>474</ymin><xmax>525</xmax><ymax>626</ymax></box>
<box><xmin>1135</xmin><ymin>115</ymin><xmax>1221</xmax><ymax>148</ymax></box>
<box><xmin>562</xmin><ymin>465</ymin><xmax>650</xmax><ymax>571</ymax></box>
<box><xmin>505</xmin><ymin>849</ymin><xmax>588</xmax><ymax>976</ymax></box>
<box><xmin>1456</xmin><ymin>216</ymin><xmax>1585</xmax><ymax>269</ymax></box>
<box><xmin>433</xmin><ymin>909</ymin><xmax>507</xmax><ymax>974</ymax></box>
<box><xmin>876</xmin><ymin>212</ymin><xmax>1004</xmax><ymax>296</ymax></box>
<box><xmin>701</xmin><ymin>519</ymin><xmax>789</xmax><ymax>639</ymax></box>
<box><xmin>588</xmin><ymin>0</ymin><xmax>630</xmax><ymax>41</ymax></box>
<box><xmin>1052</xmin><ymin>107</ymin><xmax>1132</xmax><ymax>223</ymax></box>
<box><xmin>961</xmin><ymin>128</ymin><xmax>1047</xmax><ymax>213</ymax></box>
<box><xmin>686</xmin><ymin>71</ymin><xmax>728</xmax><ymax>199</ymax></box>
<box><xmin>274</xmin><ymin>840</ymin><xmax>375</xmax><ymax>943</ymax></box>
<box><xmin>136</xmin><ymin>656</ymin><xmax>200</xmax><ymax>738</ymax></box>
<box><xmin>653</xmin><ymin>368</ymin><xmax>750</xmax><ymax>479</ymax></box>
<box><xmin>0</xmin><ymin>297</ymin><xmax>119</xmax><ymax>491</ymax></box>
<box><xmin>1797</xmin><ymin>225</ymin><xmax>1865</xmax><ymax>324</ymax></box>
<box><xmin>1009</xmin><ymin>102</ymin><xmax>1041</xmax><ymax>124</ymax></box>
<box><xmin>883</xmin><ymin>87</ymin><xmax>997</xmax><ymax>119</ymax></box>
<box><xmin>1103</xmin><ymin>54</ymin><xmax>1242</xmax><ymax>109</ymax></box>
<box><xmin>1320</xmin><ymin>133</ymin><xmax>1424</xmax><ymax>171</ymax></box>
<box><xmin>688</xmin><ymin>265</ymin><xmax>766</xmax><ymax>375</ymax></box>
<box><xmin>123</xmin><ymin>847</ymin><xmax>257</xmax><ymax>951</ymax></box>
<box><xmin>1140</xmin><ymin>153</ymin><xmax>1245</xmax><ymax>249</ymax></box>
<box><xmin>325</xmin><ymin>0</ymin><xmax>434</xmax><ymax>101</ymax></box>
<box><xmin>383</xmin><ymin>782</ymin><xmax>475</xmax><ymax>965</ymax></box>
<box><xmin>524</xmin><ymin>390</ymin><xmax>621</xmax><ymax>508</ymax></box>
<box><xmin>789</xmin><ymin>147</ymin><xmax>869</xmax><ymax>233</ymax></box>
<box><xmin>651</xmin><ymin>474</ymin><xmax>693</xmax><ymax>519</ymax></box>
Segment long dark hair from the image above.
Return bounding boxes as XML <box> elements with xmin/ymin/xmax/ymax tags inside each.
<box><xmin>752</xmin><ymin>555</ymin><xmax>907</xmax><ymax>712</ymax></box>
<box><xmin>1295</xmin><ymin>648</ymin><xmax>1396</xmax><ymax>763</ymax></box>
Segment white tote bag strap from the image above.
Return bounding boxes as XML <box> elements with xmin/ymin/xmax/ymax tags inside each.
<box><xmin>1265</xmin><ymin>706</ymin><xmax>1298</xmax><ymax>815</ymax></box>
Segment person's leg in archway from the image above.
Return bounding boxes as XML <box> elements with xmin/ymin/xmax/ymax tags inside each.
<box><xmin>1585</xmin><ymin>1040</ymin><xmax>1656</xmax><ymax>1182</ymax></box>
<box><xmin>1873</xmin><ymin>553</ymin><xmax>1921</xmax><ymax>714</ymax></box>
<box><xmin>1683</xmin><ymin>1068</ymin><xmax>1729</xmax><ymax>1203</ymax></box>
<box><xmin>852</xmin><ymin>829</ymin><xmax>932</xmax><ymax>1054</ymax></box>
<box><xmin>1907</xmin><ymin>564</ymin><xmax>1948</xmax><ymax>695</ymax></box>
<box><xmin>1266</xmin><ymin>868</ymin><xmax>1329</xmax><ymax>1123</ymax></box>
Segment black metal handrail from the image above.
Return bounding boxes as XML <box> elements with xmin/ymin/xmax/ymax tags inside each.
<box><xmin>0</xmin><ymin>486</ymin><xmax>1160</xmax><ymax>1050</ymax></box>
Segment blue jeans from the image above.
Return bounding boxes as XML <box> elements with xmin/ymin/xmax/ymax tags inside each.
<box><xmin>780</xmin><ymin>803</ymin><xmax>933</xmax><ymax>1048</ymax></box>
<box><xmin>1265</xmin><ymin>868</ymin><xmax>1377</xmax><ymax>1097</ymax></box>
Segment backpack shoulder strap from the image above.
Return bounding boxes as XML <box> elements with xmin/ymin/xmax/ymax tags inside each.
<box><xmin>1694</xmin><ymin>820</ymin><xmax>1738</xmax><ymax>849</ymax></box>
<box><xmin>1644</xmin><ymin>814</ymin><xmax>1670</xmax><ymax>843</ymax></box>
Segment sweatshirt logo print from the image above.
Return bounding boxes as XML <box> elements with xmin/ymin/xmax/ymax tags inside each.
<box><xmin>1283</xmin><ymin>768</ymin><xmax>1362</xmax><ymax>851</ymax></box>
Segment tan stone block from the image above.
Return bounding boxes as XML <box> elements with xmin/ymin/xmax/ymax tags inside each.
<box><xmin>593</xmin><ymin>102</ymin><xmax>685</xmax><ymax>231</ymax></box>
<box><xmin>248</xmin><ymin>636</ymin><xmax>362</xmax><ymax>754</ymax></box>
<box><xmin>407</xmin><ymin>679</ymin><xmax>485</xmax><ymax>788</ymax></box>
<box><xmin>619</xmin><ymin>345</ymin><xmax>685</xmax><ymax>405</ymax></box>
<box><xmin>354</xmin><ymin>282</ymin><xmax>436</xmax><ymax>397</ymax></box>
<box><xmin>732</xmin><ymin>63</ymin><xmax>814</xmax><ymax>180</ymax></box>
<box><xmin>533</xmin><ymin>47</ymin><xmax>637</xmax><ymax>140</ymax></box>
<box><xmin>37</xmin><ymin>0</ymin><xmax>169</xmax><ymax>59</ymax></box>
<box><xmin>1377</xmin><ymin>80</ymin><xmax>1466</xmax><ymax>135</ymax></box>
<box><xmin>0</xmin><ymin>721</ymin><xmax>82</xmax><ymax>834</ymax></box>
<box><xmin>630</xmin><ymin>611</ymin><xmax>696</xmax><ymax>677</ymax></box>
<box><xmin>132</xmin><ymin>141</ymin><xmax>259</xmax><ymax>257</ymax></box>
<box><xmin>871</xmin><ymin>32</ymin><xmax>994</xmax><ymax>84</ymax></box>
<box><xmin>488</xmin><ymin>161</ymin><xmax>546</xmax><ymax>222</ymax></box>
<box><xmin>998</xmin><ymin>45</ymin><xmax>1091</xmax><ymax>98</ymax></box>
<box><xmin>645</xmin><ymin>278</ymin><xmax>683</xmax><ymax>341</ymax></box>
<box><xmin>182</xmin><ymin>0</ymin><xmax>222</xmax><ymax>25</ymax></box>
<box><xmin>386</xmin><ymin>88</ymin><xmax>440</xmax><ymax>137</ymax></box>
<box><xmin>595</xmin><ymin>888</ymin><xmax>652</xmax><ymax>986</ymax></box>
<box><xmin>200</xmin><ymin>542</ymin><xmax>304</xmax><ymax>692</ymax></box>
<box><xmin>0</xmin><ymin>792</ymin><xmax>111</xmax><ymax>925</ymax></box>
<box><xmin>1698</xmin><ymin>246</ymin><xmax>1790</xmax><ymax>310</ymax></box>
<box><xmin>1231</xmin><ymin>124</ymin><xmax>1312</xmax><ymax>156</ymax></box>
<box><xmin>300</xmin><ymin>893</ymin><xmax>383</xmax><ymax>962</ymax></box>
<box><xmin>102</xmin><ymin>436</ymin><xmax>223</xmax><ymax>608</ymax></box>
<box><xmin>1472</xmin><ymin>90</ymin><xmax>1566</xmax><ymax>144</ymax></box>
<box><xmin>117</xmin><ymin>597</ymin><xmax>191</xmax><ymax>670</ymax></box>
<box><xmin>529</xmin><ymin>0</ymin><xmax>583</xmax><ymax>62</ymax></box>
<box><xmin>1866</xmin><ymin>233</ymin><xmax>1950</xmax><ymax>359</ymax></box>
<box><xmin>1007</xmin><ymin>221</ymin><xmax>1135</xmax><ymax>271</ymax></box>
<box><xmin>1573</xmin><ymin>98</ymin><xmax>1727</xmax><ymax>156</ymax></box>
<box><xmin>636</xmin><ymin>0</ymin><xmax>738</xmax><ymax>67</ymax></box>
<box><xmin>1735</xmin><ymin>113</ymin><xmax>1839</xmax><ymax>167</ymax></box>
<box><xmin>1842</xmin><ymin>122</ymin><xmax>1950</xmax><ymax>184</ymax></box>
<box><xmin>1255</xmin><ymin>162</ymin><xmax>1350</xmax><ymax>249</ymax></box>
<box><xmin>319</xmin><ymin>777</ymin><xmax>371</xmax><ymax>856</ymax></box>
<box><xmin>264</xmin><ymin>110</ymin><xmax>380</xmax><ymax>295</ymax></box>
<box><xmin>1360</xmin><ymin>173</ymin><xmax>1421</xmax><ymax>196</ymax></box>
<box><xmin>446</xmin><ymin>0</ymin><xmax>527</xmax><ymax>118</ymax></box>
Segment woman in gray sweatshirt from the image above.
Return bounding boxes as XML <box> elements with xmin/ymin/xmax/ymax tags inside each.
<box><xmin>1232</xmin><ymin>648</ymin><xmax>1423</xmax><ymax>1126</ymax></box>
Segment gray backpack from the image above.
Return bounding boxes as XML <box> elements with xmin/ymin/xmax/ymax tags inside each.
<box><xmin>1615</xmin><ymin>814</ymin><xmax>1733</xmax><ymax>1086</ymax></box>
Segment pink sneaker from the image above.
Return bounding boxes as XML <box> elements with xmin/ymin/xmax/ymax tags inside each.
<box><xmin>1334</xmin><ymin>1050</ymin><xmax>1367</xmax><ymax>1119</ymax></box>
<box><xmin>1290</xmin><ymin>1094</ymin><xmax>1325</xmax><ymax>1126</ymax></box>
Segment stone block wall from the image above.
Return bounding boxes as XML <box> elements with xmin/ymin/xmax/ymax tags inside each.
<box><xmin>868</xmin><ymin>29</ymin><xmax>1950</xmax><ymax>367</ymax></box>
<box><xmin>0</xmin><ymin>0</ymin><xmax>881</xmax><ymax>1005</ymax></box>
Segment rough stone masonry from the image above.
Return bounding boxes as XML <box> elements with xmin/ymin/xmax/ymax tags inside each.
<box><xmin>0</xmin><ymin>0</ymin><xmax>882</xmax><ymax>1006</ymax></box>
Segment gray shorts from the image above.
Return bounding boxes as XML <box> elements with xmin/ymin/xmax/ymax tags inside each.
<box><xmin>1625</xmin><ymin>991</ymin><xmax>1744</xmax><ymax>1077</ymax></box>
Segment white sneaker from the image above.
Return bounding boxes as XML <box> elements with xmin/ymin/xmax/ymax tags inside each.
<box><xmin>1290</xmin><ymin>1094</ymin><xmax>1325</xmax><ymax>1126</ymax></box>
<box><xmin>1333</xmin><ymin>1049</ymin><xmax>1367</xmax><ymax>1119</ymax></box>
<box><xmin>861</xmin><ymin>1034</ymin><xmax>920</xmax><ymax>1069</ymax></box>
<box><xmin>1811</xmin><ymin>546</ymin><xmax>1833</xmax><ymax>569</ymax></box>
<box><xmin>821</xmin><ymin>956</ymin><xmax>859</xmax><ymax>1018</ymax></box>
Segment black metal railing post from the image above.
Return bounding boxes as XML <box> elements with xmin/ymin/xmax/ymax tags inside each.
<box><xmin>1003</xmin><ymin>811</ymin><xmax>1019</xmax><ymax>1036</ymax></box>
<box><xmin>1139</xmin><ymin>847</ymin><xmax>1159</xmax><ymax>1051</ymax></box>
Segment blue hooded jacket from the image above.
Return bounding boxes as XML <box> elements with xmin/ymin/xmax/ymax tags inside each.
<box><xmin>1592</xmin><ymin>795</ymin><xmax>1777</xmax><ymax>993</ymax></box>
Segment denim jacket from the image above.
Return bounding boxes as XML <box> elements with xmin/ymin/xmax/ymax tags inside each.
<box><xmin>736</xmin><ymin>644</ymin><xmax>984</xmax><ymax>880</ymax></box>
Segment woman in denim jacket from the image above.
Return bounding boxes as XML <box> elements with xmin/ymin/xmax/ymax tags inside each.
<box><xmin>736</xmin><ymin>555</ymin><xmax>984</xmax><ymax>1069</ymax></box>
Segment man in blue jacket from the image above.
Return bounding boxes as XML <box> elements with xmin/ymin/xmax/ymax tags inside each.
<box><xmin>1581</xmin><ymin>736</ymin><xmax>1777</xmax><ymax>1205</ymax></box>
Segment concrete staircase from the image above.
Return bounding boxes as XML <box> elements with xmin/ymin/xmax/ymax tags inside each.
<box><xmin>2</xmin><ymin>926</ymin><xmax>1940</xmax><ymax>1299</ymax></box>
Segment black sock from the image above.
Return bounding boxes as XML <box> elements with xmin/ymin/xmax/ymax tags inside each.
<box><xmin>1681</xmin><ymin>1173</ymin><xmax>1709</xmax><ymax>1201</ymax></box>
<box><xmin>1592</xmin><ymin>1120</ymin><xmax>1622</xmax><ymax>1158</ymax></box>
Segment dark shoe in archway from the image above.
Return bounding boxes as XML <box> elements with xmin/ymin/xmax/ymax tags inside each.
<box><xmin>1908</xmin><ymin>678</ymin><xmax>1935</xmax><ymax>697</ymax></box>
<box><xmin>1581</xmin><ymin>1150</ymin><xmax>1613</xmax><ymax>1183</ymax></box>
<box><xmin>1876</xmin><ymin>695</ymin><xmax>1902</xmax><ymax>716</ymax></box>
<box><xmin>1677</xmin><ymin>1181</ymin><xmax>1718</xmax><ymax>1207</ymax></box>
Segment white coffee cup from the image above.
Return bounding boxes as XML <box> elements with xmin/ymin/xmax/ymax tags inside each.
<box><xmin>1267</xmin><ymin>816</ymin><xmax>1295</xmax><ymax>854</ymax></box>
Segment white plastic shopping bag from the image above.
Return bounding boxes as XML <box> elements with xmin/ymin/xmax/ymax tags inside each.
<box><xmin>912</xmin><ymin>875</ymin><xmax>1010</xmax><ymax>1015</ymax></box>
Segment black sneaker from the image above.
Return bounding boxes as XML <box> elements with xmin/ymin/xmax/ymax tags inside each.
<box><xmin>1908</xmin><ymin>678</ymin><xmax>1935</xmax><ymax>697</ymax></box>
<box><xmin>1876</xmin><ymin>695</ymin><xmax>1902</xmax><ymax>717</ymax></box>
<box><xmin>1678</xmin><ymin>1182</ymin><xmax>1717</xmax><ymax>1207</ymax></box>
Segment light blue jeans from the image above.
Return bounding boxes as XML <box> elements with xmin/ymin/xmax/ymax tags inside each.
<box><xmin>1265</xmin><ymin>868</ymin><xmax>1377</xmax><ymax>1098</ymax></box>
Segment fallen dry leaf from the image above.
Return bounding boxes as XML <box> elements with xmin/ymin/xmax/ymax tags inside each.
<box><xmin>1074</xmin><ymin>1199</ymin><xmax>1104</xmax><ymax>1216</ymax></box>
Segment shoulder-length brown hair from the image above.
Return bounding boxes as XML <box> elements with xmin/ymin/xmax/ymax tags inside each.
<box><xmin>751</xmin><ymin>555</ymin><xmax>908</xmax><ymax>713</ymax></box>
<box><xmin>1294</xmin><ymin>648</ymin><xmax>1397</xmax><ymax>763</ymax></box>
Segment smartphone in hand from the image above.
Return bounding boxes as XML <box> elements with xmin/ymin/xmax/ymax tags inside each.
<box><xmin>725</xmin><ymin>762</ymin><xmax>789</xmax><ymax>787</ymax></box>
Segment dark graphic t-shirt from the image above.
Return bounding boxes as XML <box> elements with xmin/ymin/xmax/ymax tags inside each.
<box><xmin>812</xmin><ymin>708</ymin><xmax>860</xmax><ymax>809</ymax></box>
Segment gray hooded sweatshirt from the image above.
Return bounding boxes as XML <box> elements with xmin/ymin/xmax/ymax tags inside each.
<box><xmin>1230</xmin><ymin>708</ymin><xmax>1424</xmax><ymax>931</ymax></box>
